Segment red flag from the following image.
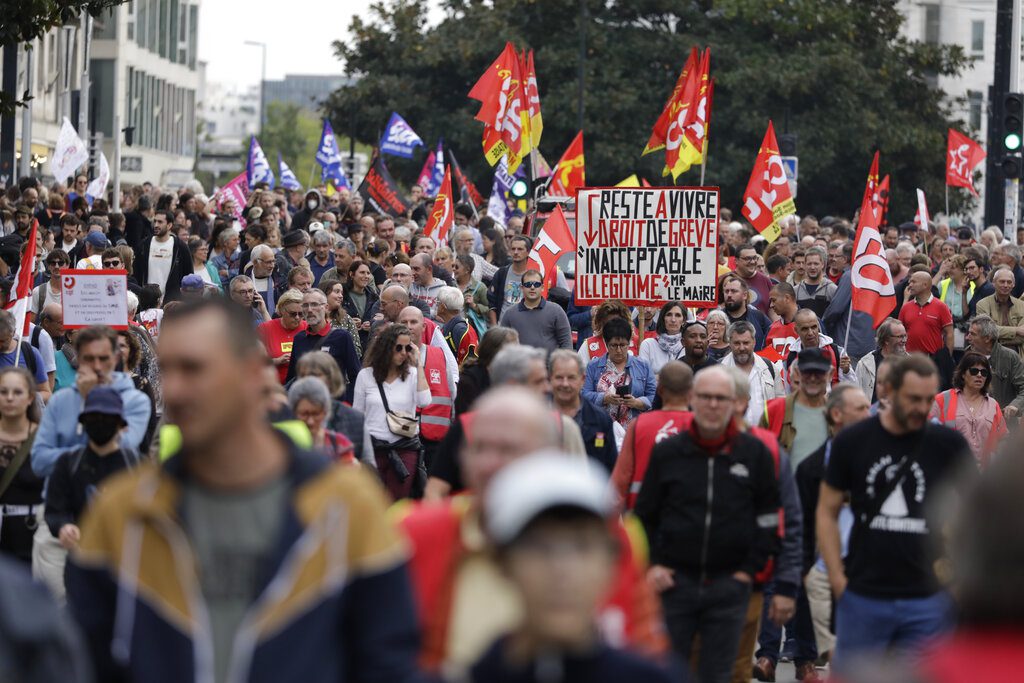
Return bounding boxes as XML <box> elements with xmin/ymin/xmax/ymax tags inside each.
<box><xmin>741</xmin><ymin>121</ymin><xmax>797</xmax><ymax>244</ymax></box>
<box><xmin>424</xmin><ymin>166</ymin><xmax>454</xmax><ymax>247</ymax></box>
<box><xmin>851</xmin><ymin>192</ymin><xmax>896</xmax><ymax>328</ymax></box>
<box><xmin>643</xmin><ymin>48</ymin><xmax>698</xmax><ymax>156</ymax></box>
<box><xmin>665</xmin><ymin>49</ymin><xmax>710</xmax><ymax>179</ymax></box>
<box><xmin>946</xmin><ymin>129</ymin><xmax>986</xmax><ymax>197</ymax></box>
<box><xmin>526</xmin><ymin>204</ymin><xmax>575</xmax><ymax>294</ymax></box>
<box><xmin>521</xmin><ymin>49</ymin><xmax>543</xmax><ymax>149</ymax></box>
<box><xmin>468</xmin><ymin>42</ymin><xmax>527</xmax><ymax>172</ymax></box>
<box><xmin>877</xmin><ymin>175</ymin><xmax>891</xmax><ymax>226</ymax></box>
<box><xmin>416</xmin><ymin>148</ymin><xmax>436</xmax><ymax>189</ymax></box>
<box><xmin>861</xmin><ymin>151</ymin><xmax>879</xmax><ymax>213</ymax></box>
<box><xmin>6</xmin><ymin>219</ymin><xmax>38</xmax><ymax>337</ymax></box>
<box><xmin>548</xmin><ymin>132</ymin><xmax>585</xmax><ymax>197</ymax></box>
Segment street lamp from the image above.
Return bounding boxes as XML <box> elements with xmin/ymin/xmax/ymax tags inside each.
<box><xmin>244</xmin><ymin>40</ymin><xmax>267</xmax><ymax>135</ymax></box>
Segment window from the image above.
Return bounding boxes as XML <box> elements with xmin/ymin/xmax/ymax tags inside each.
<box><xmin>971</xmin><ymin>20</ymin><xmax>984</xmax><ymax>54</ymax></box>
<box><xmin>136</xmin><ymin>0</ymin><xmax>146</xmax><ymax>47</ymax></box>
<box><xmin>924</xmin><ymin>4</ymin><xmax>940</xmax><ymax>45</ymax></box>
<box><xmin>968</xmin><ymin>91</ymin><xmax>983</xmax><ymax>131</ymax></box>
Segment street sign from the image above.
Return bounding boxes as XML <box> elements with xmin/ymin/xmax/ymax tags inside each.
<box><xmin>781</xmin><ymin>155</ymin><xmax>798</xmax><ymax>198</ymax></box>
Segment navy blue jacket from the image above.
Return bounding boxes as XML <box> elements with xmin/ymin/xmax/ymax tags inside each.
<box><xmin>574</xmin><ymin>399</ymin><xmax>619</xmax><ymax>473</ymax></box>
<box><xmin>286</xmin><ymin>326</ymin><xmax>361</xmax><ymax>403</ymax></box>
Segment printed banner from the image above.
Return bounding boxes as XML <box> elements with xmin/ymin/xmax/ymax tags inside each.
<box><xmin>357</xmin><ymin>155</ymin><xmax>411</xmax><ymax>217</ymax></box>
<box><xmin>60</xmin><ymin>269</ymin><xmax>129</xmax><ymax>330</ymax></box>
<box><xmin>574</xmin><ymin>187</ymin><xmax>719</xmax><ymax>307</ymax></box>
<box><xmin>380</xmin><ymin>112</ymin><xmax>425</xmax><ymax>159</ymax></box>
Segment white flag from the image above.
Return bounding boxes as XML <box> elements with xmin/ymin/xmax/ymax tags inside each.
<box><xmin>86</xmin><ymin>152</ymin><xmax>110</xmax><ymax>201</ymax></box>
<box><xmin>51</xmin><ymin>117</ymin><xmax>89</xmax><ymax>183</ymax></box>
<box><xmin>915</xmin><ymin>188</ymin><xmax>931</xmax><ymax>233</ymax></box>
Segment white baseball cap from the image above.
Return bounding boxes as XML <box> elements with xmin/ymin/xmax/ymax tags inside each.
<box><xmin>484</xmin><ymin>451</ymin><xmax>613</xmax><ymax>546</ymax></box>
<box><xmin>308</xmin><ymin>221</ymin><xmax>325</xmax><ymax>233</ymax></box>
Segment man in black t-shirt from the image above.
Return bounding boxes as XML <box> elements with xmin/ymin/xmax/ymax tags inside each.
<box><xmin>816</xmin><ymin>354</ymin><xmax>974</xmax><ymax>674</ymax></box>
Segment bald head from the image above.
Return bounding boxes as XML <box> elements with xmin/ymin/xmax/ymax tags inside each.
<box><xmin>391</xmin><ymin>263</ymin><xmax>413</xmax><ymax>289</ymax></box>
<box><xmin>657</xmin><ymin>360</ymin><xmax>693</xmax><ymax>404</ymax></box>
<box><xmin>382</xmin><ymin>285</ymin><xmax>409</xmax><ymax>304</ymax></box>
<box><xmin>461</xmin><ymin>386</ymin><xmax>562</xmax><ymax>493</ymax></box>
<box><xmin>40</xmin><ymin>303</ymin><xmax>64</xmax><ymax>338</ymax></box>
<box><xmin>397</xmin><ymin>305</ymin><xmax>424</xmax><ymax>342</ymax></box>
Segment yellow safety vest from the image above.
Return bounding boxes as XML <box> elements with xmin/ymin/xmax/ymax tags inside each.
<box><xmin>158</xmin><ymin>420</ymin><xmax>313</xmax><ymax>461</ymax></box>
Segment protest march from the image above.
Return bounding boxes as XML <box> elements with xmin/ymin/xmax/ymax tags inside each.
<box><xmin>0</xmin><ymin>3</ymin><xmax>1022</xmax><ymax>683</ymax></box>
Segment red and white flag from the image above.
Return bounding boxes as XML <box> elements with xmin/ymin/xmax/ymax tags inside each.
<box><xmin>914</xmin><ymin>189</ymin><xmax>931</xmax><ymax>232</ymax></box>
<box><xmin>946</xmin><ymin>129</ymin><xmax>986</xmax><ymax>197</ymax></box>
<box><xmin>5</xmin><ymin>218</ymin><xmax>38</xmax><ymax>340</ymax></box>
<box><xmin>741</xmin><ymin>120</ymin><xmax>796</xmax><ymax>244</ymax></box>
<box><xmin>851</xmin><ymin>193</ymin><xmax>895</xmax><ymax>328</ymax></box>
<box><xmin>424</xmin><ymin>166</ymin><xmax>454</xmax><ymax>247</ymax></box>
<box><xmin>526</xmin><ymin>204</ymin><xmax>575</xmax><ymax>294</ymax></box>
<box><xmin>218</xmin><ymin>172</ymin><xmax>249</xmax><ymax>226</ymax></box>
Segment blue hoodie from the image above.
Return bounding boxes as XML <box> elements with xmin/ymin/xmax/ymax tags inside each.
<box><xmin>31</xmin><ymin>372</ymin><xmax>152</xmax><ymax>482</ymax></box>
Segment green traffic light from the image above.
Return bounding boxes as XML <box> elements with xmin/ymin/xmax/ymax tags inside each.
<box><xmin>510</xmin><ymin>178</ymin><xmax>529</xmax><ymax>199</ymax></box>
<box><xmin>1006</xmin><ymin>132</ymin><xmax>1022</xmax><ymax>151</ymax></box>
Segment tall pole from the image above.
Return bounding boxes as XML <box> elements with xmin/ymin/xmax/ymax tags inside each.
<box><xmin>19</xmin><ymin>43</ymin><xmax>34</xmax><ymax>179</ymax></box>
<box><xmin>1006</xmin><ymin>0</ymin><xmax>1022</xmax><ymax>243</ymax></box>
<box><xmin>0</xmin><ymin>45</ymin><xmax>17</xmax><ymax>188</ymax></box>
<box><xmin>78</xmin><ymin>11</ymin><xmax>92</xmax><ymax>140</ymax></box>
<box><xmin>112</xmin><ymin>112</ymin><xmax>122</xmax><ymax>211</ymax></box>
<box><xmin>60</xmin><ymin>25</ymin><xmax>75</xmax><ymax>124</ymax></box>
<box><xmin>577</xmin><ymin>0</ymin><xmax>586</xmax><ymax>133</ymax></box>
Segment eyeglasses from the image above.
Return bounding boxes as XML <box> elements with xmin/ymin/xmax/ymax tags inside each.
<box><xmin>394</xmin><ymin>343</ymin><xmax>415</xmax><ymax>353</ymax></box>
<box><xmin>694</xmin><ymin>393</ymin><xmax>733</xmax><ymax>404</ymax></box>
<box><xmin>967</xmin><ymin>367</ymin><xmax>991</xmax><ymax>378</ymax></box>
<box><xmin>522</xmin><ymin>281</ymin><xmax>543</xmax><ymax>289</ymax></box>
<box><xmin>103</xmin><ymin>260</ymin><xmax>122</xmax><ymax>268</ymax></box>
<box><xmin>300</xmin><ymin>302</ymin><xmax>325</xmax><ymax>309</ymax></box>
<box><xmin>280</xmin><ymin>309</ymin><xmax>302</xmax><ymax>318</ymax></box>
<box><xmin>608</xmin><ymin>342</ymin><xmax>630</xmax><ymax>350</ymax></box>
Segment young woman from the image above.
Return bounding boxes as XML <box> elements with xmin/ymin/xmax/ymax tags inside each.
<box><xmin>931</xmin><ymin>352</ymin><xmax>1007</xmax><ymax>465</ymax></box>
<box><xmin>352</xmin><ymin>324</ymin><xmax>430</xmax><ymax>500</ymax></box>
<box><xmin>188</xmin><ymin>237</ymin><xmax>222</xmax><ymax>291</ymax></box>
<box><xmin>0</xmin><ymin>367</ymin><xmax>42</xmax><ymax>564</ymax></box>
<box><xmin>288</xmin><ymin>377</ymin><xmax>356</xmax><ymax>465</ymax></box>
<box><xmin>364</xmin><ymin>241</ymin><xmax>389</xmax><ymax>286</ymax></box>
<box><xmin>482</xmin><ymin>226</ymin><xmax>510</xmax><ymax>268</ymax></box>
<box><xmin>341</xmin><ymin>262</ymin><xmax>379</xmax><ymax>350</ymax></box>
<box><xmin>319</xmin><ymin>277</ymin><xmax>364</xmax><ymax>357</ymax></box>
<box><xmin>638</xmin><ymin>301</ymin><xmax>688</xmax><ymax>374</ymax></box>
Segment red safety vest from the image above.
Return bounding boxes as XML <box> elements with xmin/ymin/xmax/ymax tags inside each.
<box><xmin>419</xmin><ymin>345</ymin><xmax>453</xmax><ymax>442</ymax></box>
<box><xmin>747</xmin><ymin>425</ymin><xmax>784</xmax><ymax>585</ymax></box>
<box><xmin>934</xmin><ymin>389</ymin><xmax>1006</xmax><ymax>466</ymax></box>
<box><xmin>584</xmin><ymin>330</ymin><xmax>641</xmax><ymax>359</ymax></box>
<box><xmin>626</xmin><ymin>410</ymin><xmax>694</xmax><ymax>509</ymax></box>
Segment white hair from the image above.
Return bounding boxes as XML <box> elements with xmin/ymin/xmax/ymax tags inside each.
<box><xmin>895</xmin><ymin>242</ymin><xmax>916</xmax><ymax>257</ymax></box>
<box><xmin>437</xmin><ymin>286</ymin><xmax>464</xmax><ymax>313</ymax></box>
<box><xmin>126</xmin><ymin>290</ymin><xmax>139</xmax><ymax>316</ymax></box>
<box><xmin>251</xmin><ymin>243</ymin><xmax>274</xmax><ymax>261</ymax></box>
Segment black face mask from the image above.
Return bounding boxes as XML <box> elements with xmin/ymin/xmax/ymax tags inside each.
<box><xmin>81</xmin><ymin>417</ymin><xmax>122</xmax><ymax>445</ymax></box>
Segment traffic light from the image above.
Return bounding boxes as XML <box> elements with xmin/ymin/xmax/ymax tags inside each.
<box><xmin>509</xmin><ymin>178</ymin><xmax>529</xmax><ymax>199</ymax></box>
<box><xmin>1002</xmin><ymin>93</ymin><xmax>1024</xmax><ymax>178</ymax></box>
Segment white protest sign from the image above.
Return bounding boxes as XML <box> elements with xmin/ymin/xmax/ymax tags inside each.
<box><xmin>61</xmin><ymin>269</ymin><xmax>129</xmax><ymax>329</ymax></box>
<box><xmin>574</xmin><ymin>187</ymin><xmax>720</xmax><ymax>306</ymax></box>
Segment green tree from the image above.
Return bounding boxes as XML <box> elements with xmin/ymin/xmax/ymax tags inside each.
<box><xmin>326</xmin><ymin>0</ymin><xmax>970</xmax><ymax>221</ymax></box>
<box><xmin>1</xmin><ymin>0</ymin><xmax>127</xmax><ymax>115</ymax></box>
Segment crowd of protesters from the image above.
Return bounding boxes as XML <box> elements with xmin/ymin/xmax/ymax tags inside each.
<box><xmin>0</xmin><ymin>173</ymin><xmax>1019</xmax><ymax>683</ymax></box>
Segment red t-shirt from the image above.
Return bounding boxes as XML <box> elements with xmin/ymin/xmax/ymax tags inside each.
<box><xmin>259</xmin><ymin>318</ymin><xmax>308</xmax><ymax>382</ymax></box>
<box><xmin>898</xmin><ymin>296</ymin><xmax>952</xmax><ymax>354</ymax></box>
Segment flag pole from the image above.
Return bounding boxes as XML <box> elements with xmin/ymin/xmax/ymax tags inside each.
<box><xmin>842</xmin><ymin>293</ymin><xmax>854</xmax><ymax>353</ymax></box>
<box><xmin>945</xmin><ymin>185</ymin><xmax>949</xmax><ymax>218</ymax></box>
<box><xmin>699</xmin><ymin>141</ymin><xmax>709</xmax><ymax>186</ymax></box>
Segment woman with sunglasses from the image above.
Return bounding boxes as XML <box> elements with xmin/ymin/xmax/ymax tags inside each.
<box><xmin>352</xmin><ymin>324</ymin><xmax>429</xmax><ymax>500</ymax></box>
<box><xmin>31</xmin><ymin>249</ymin><xmax>68</xmax><ymax>321</ymax></box>
<box><xmin>930</xmin><ymin>351</ymin><xmax>1008</xmax><ymax>465</ymax></box>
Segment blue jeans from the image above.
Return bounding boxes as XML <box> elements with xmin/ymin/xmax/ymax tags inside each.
<box><xmin>833</xmin><ymin>589</ymin><xmax>953</xmax><ymax>673</ymax></box>
<box><xmin>755</xmin><ymin>580</ymin><xmax>818</xmax><ymax>665</ymax></box>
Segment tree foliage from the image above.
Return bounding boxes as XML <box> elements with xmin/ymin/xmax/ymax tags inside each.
<box><xmin>325</xmin><ymin>0</ymin><xmax>971</xmax><ymax>220</ymax></box>
<box><xmin>0</xmin><ymin>0</ymin><xmax>127</xmax><ymax>115</ymax></box>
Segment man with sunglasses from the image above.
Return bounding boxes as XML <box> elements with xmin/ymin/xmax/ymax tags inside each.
<box><xmin>32</xmin><ymin>249</ymin><xmax>69</xmax><ymax>320</ymax></box>
<box><xmin>285</xmin><ymin>289</ymin><xmax>360</xmax><ymax>401</ymax></box>
<box><xmin>498</xmin><ymin>269</ymin><xmax>572</xmax><ymax>352</ymax></box>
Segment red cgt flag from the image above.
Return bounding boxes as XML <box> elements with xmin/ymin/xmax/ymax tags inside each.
<box><xmin>741</xmin><ymin>120</ymin><xmax>796</xmax><ymax>244</ymax></box>
<box><xmin>643</xmin><ymin>47</ymin><xmax>698</xmax><ymax>156</ymax></box>
<box><xmin>947</xmin><ymin>129</ymin><xmax>986</xmax><ymax>197</ymax></box>
<box><xmin>424</xmin><ymin>166</ymin><xmax>453</xmax><ymax>247</ymax></box>
<box><xmin>468</xmin><ymin>42</ymin><xmax>527</xmax><ymax>172</ymax></box>
<box><xmin>861</xmin><ymin>151</ymin><xmax>879</xmax><ymax>215</ymax></box>
<box><xmin>526</xmin><ymin>204</ymin><xmax>575</xmax><ymax>294</ymax></box>
<box><xmin>851</xmin><ymin>191</ymin><xmax>896</xmax><ymax>328</ymax></box>
<box><xmin>548</xmin><ymin>131</ymin><xmax>585</xmax><ymax>197</ymax></box>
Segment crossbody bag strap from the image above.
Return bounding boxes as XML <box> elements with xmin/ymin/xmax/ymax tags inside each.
<box><xmin>376</xmin><ymin>381</ymin><xmax>392</xmax><ymax>413</ymax></box>
<box><xmin>0</xmin><ymin>426</ymin><xmax>37</xmax><ymax>500</ymax></box>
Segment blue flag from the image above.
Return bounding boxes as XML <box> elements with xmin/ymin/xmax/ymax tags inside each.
<box><xmin>316</xmin><ymin>119</ymin><xmax>350</xmax><ymax>189</ymax></box>
<box><xmin>379</xmin><ymin>112</ymin><xmax>425</xmax><ymax>159</ymax></box>
<box><xmin>425</xmin><ymin>139</ymin><xmax>445</xmax><ymax>196</ymax></box>
<box><xmin>488</xmin><ymin>157</ymin><xmax>514</xmax><ymax>225</ymax></box>
<box><xmin>278</xmin><ymin>154</ymin><xmax>301</xmax><ymax>190</ymax></box>
<box><xmin>246</xmin><ymin>136</ymin><xmax>274</xmax><ymax>189</ymax></box>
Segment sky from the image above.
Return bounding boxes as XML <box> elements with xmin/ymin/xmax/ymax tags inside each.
<box><xmin>197</xmin><ymin>0</ymin><xmax>442</xmax><ymax>88</ymax></box>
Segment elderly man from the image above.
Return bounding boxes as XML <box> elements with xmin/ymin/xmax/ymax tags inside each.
<box><xmin>855</xmin><ymin>318</ymin><xmax>908</xmax><ymax>403</ymax></box>
<box><xmin>228</xmin><ymin>274</ymin><xmax>271</xmax><ymax>325</ymax></box>
<box><xmin>397</xmin><ymin>306</ymin><xmax>457</xmax><ymax>468</ymax></box>
<box><xmin>245</xmin><ymin>243</ymin><xmax>287</xmax><ymax>317</ymax></box>
<box><xmin>787</xmin><ymin>309</ymin><xmax>856</xmax><ymax>386</ymax></box>
<box><xmin>966</xmin><ymin>315</ymin><xmax>1024</xmax><ymax>419</ymax></box>
<box><xmin>38</xmin><ymin>303</ymin><xmax>66</xmax><ymax>351</ymax></box>
<box><xmin>637</xmin><ymin>365</ymin><xmax>780</xmax><ymax>683</ymax></box>
<box><xmin>320</xmin><ymin>237</ymin><xmax>357</xmax><ymax>286</ymax></box>
<box><xmin>285</xmin><ymin>289</ymin><xmax>360</xmax><ymax>394</ymax></box>
<box><xmin>410</xmin><ymin>252</ymin><xmax>446</xmax><ymax>317</ymax></box>
<box><xmin>992</xmin><ymin>243</ymin><xmax>1024</xmax><ymax>297</ymax></box>
<box><xmin>435</xmin><ymin>286</ymin><xmax>478</xmax><ymax>365</ymax></box>
<box><xmin>276</xmin><ymin>229</ymin><xmax>309</xmax><ymax>273</ymax></box>
<box><xmin>975</xmin><ymin>267</ymin><xmax>1024</xmax><ymax>358</ymax></box>
<box><xmin>453</xmin><ymin>228</ymin><xmax>496</xmax><ymax>282</ymax></box>
<box><xmin>549</xmin><ymin>349</ymin><xmax>619</xmax><ymax>473</ymax></box>
<box><xmin>306</xmin><ymin>230</ymin><xmax>335</xmax><ymax>284</ymax></box>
